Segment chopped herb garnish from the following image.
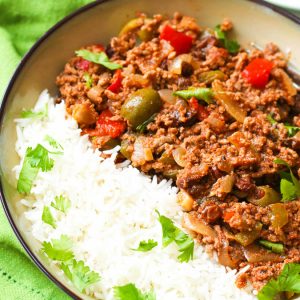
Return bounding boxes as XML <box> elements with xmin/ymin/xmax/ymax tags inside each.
<box><xmin>17</xmin><ymin>152</ymin><xmax>39</xmax><ymax>194</ymax></box>
<box><xmin>259</xmin><ymin>240</ymin><xmax>284</xmax><ymax>254</ymax></box>
<box><xmin>156</xmin><ymin>210</ymin><xmax>194</xmax><ymax>263</ymax></box>
<box><xmin>173</xmin><ymin>87</ymin><xmax>214</xmax><ymax>104</ymax></box>
<box><xmin>83</xmin><ymin>72</ymin><xmax>93</xmax><ymax>88</ymax></box>
<box><xmin>136</xmin><ymin>114</ymin><xmax>157</xmax><ymax>133</ymax></box>
<box><xmin>284</xmin><ymin>124</ymin><xmax>300</xmax><ymax>137</ymax></box>
<box><xmin>267</xmin><ymin>114</ymin><xmax>277</xmax><ymax>126</ymax></box>
<box><xmin>214</xmin><ymin>25</ymin><xmax>240</xmax><ymax>54</ymax></box>
<box><xmin>44</xmin><ymin>135</ymin><xmax>63</xmax><ymax>151</ymax></box>
<box><xmin>274</xmin><ymin>158</ymin><xmax>300</xmax><ymax>201</ymax></box>
<box><xmin>75</xmin><ymin>49</ymin><xmax>122</xmax><ymax>70</ymax></box>
<box><xmin>17</xmin><ymin>144</ymin><xmax>55</xmax><ymax>194</ymax></box>
<box><xmin>131</xmin><ymin>239</ymin><xmax>158</xmax><ymax>252</ymax></box>
<box><xmin>51</xmin><ymin>195</ymin><xmax>71</xmax><ymax>214</ymax></box>
<box><xmin>114</xmin><ymin>283</ymin><xmax>156</xmax><ymax>300</ymax></box>
<box><xmin>60</xmin><ymin>259</ymin><xmax>100</xmax><ymax>293</ymax></box>
<box><xmin>42</xmin><ymin>206</ymin><xmax>56</xmax><ymax>229</ymax></box>
<box><xmin>266</xmin><ymin>115</ymin><xmax>300</xmax><ymax>137</ymax></box>
<box><xmin>42</xmin><ymin>235</ymin><xmax>74</xmax><ymax>261</ymax></box>
<box><xmin>20</xmin><ymin>104</ymin><xmax>48</xmax><ymax>119</ymax></box>
<box><xmin>257</xmin><ymin>263</ymin><xmax>300</xmax><ymax>300</ymax></box>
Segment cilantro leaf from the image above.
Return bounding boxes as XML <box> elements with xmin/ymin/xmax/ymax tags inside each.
<box><xmin>131</xmin><ymin>239</ymin><xmax>158</xmax><ymax>252</ymax></box>
<box><xmin>267</xmin><ymin>114</ymin><xmax>277</xmax><ymax>125</ymax></box>
<box><xmin>284</xmin><ymin>124</ymin><xmax>300</xmax><ymax>137</ymax></box>
<box><xmin>83</xmin><ymin>72</ymin><xmax>93</xmax><ymax>88</ymax></box>
<box><xmin>275</xmin><ymin>158</ymin><xmax>300</xmax><ymax>201</ymax></box>
<box><xmin>44</xmin><ymin>135</ymin><xmax>63</xmax><ymax>151</ymax></box>
<box><xmin>75</xmin><ymin>49</ymin><xmax>122</xmax><ymax>70</ymax></box>
<box><xmin>258</xmin><ymin>240</ymin><xmax>284</xmax><ymax>254</ymax></box>
<box><xmin>26</xmin><ymin>144</ymin><xmax>54</xmax><ymax>171</ymax></box>
<box><xmin>114</xmin><ymin>283</ymin><xmax>156</xmax><ymax>300</ymax></box>
<box><xmin>280</xmin><ymin>178</ymin><xmax>297</xmax><ymax>202</ymax></box>
<box><xmin>17</xmin><ymin>149</ymin><xmax>39</xmax><ymax>194</ymax></box>
<box><xmin>174</xmin><ymin>230</ymin><xmax>195</xmax><ymax>263</ymax></box>
<box><xmin>136</xmin><ymin>114</ymin><xmax>157</xmax><ymax>133</ymax></box>
<box><xmin>173</xmin><ymin>87</ymin><xmax>214</xmax><ymax>104</ymax></box>
<box><xmin>51</xmin><ymin>195</ymin><xmax>71</xmax><ymax>214</ymax></box>
<box><xmin>21</xmin><ymin>104</ymin><xmax>48</xmax><ymax>119</ymax></box>
<box><xmin>257</xmin><ymin>263</ymin><xmax>300</xmax><ymax>300</ymax></box>
<box><xmin>17</xmin><ymin>144</ymin><xmax>57</xmax><ymax>194</ymax></box>
<box><xmin>60</xmin><ymin>259</ymin><xmax>100</xmax><ymax>293</ymax></box>
<box><xmin>214</xmin><ymin>25</ymin><xmax>240</xmax><ymax>54</ymax></box>
<box><xmin>42</xmin><ymin>206</ymin><xmax>56</xmax><ymax>228</ymax></box>
<box><xmin>156</xmin><ymin>210</ymin><xmax>178</xmax><ymax>247</ymax></box>
<box><xmin>42</xmin><ymin>235</ymin><xmax>74</xmax><ymax>261</ymax></box>
<box><xmin>156</xmin><ymin>210</ymin><xmax>194</xmax><ymax>262</ymax></box>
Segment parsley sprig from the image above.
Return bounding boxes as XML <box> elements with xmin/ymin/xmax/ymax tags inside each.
<box><xmin>114</xmin><ymin>283</ymin><xmax>156</xmax><ymax>300</ymax></box>
<box><xmin>131</xmin><ymin>239</ymin><xmax>158</xmax><ymax>252</ymax></box>
<box><xmin>156</xmin><ymin>210</ymin><xmax>194</xmax><ymax>263</ymax></box>
<box><xmin>76</xmin><ymin>49</ymin><xmax>122</xmax><ymax>70</ymax></box>
<box><xmin>274</xmin><ymin>158</ymin><xmax>300</xmax><ymax>202</ymax></box>
<box><xmin>258</xmin><ymin>263</ymin><xmax>300</xmax><ymax>300</ymax></box>
<box><xmin>214</xmin><ymin>25</ymin><xmax>240</xmax><ymax>54</ymax></box>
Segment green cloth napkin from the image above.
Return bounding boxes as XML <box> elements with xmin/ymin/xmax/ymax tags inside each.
<box><xmin>0</xmin><ymin>1</ymin><xmax>93</xmax><ymax>299</ymax></box>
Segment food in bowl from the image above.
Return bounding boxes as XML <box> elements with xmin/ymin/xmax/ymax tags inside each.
<box><xmin>15</xmin><ymin>12</ymin><xmax>300</xmax><ymax>300</ymax></box>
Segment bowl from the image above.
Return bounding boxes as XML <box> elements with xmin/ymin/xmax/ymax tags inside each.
<box><xmin>0</xmin><ymin>0</ymin><xmax>300</xmax><ymax>299</ymax></box>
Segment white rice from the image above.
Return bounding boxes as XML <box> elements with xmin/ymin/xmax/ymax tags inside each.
<box><xmin>14</xmin><ymin>90</ymin><xmax>255</xmax><ymax>300</ymax></box>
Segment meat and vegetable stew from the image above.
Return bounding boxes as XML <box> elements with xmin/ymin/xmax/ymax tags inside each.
<box><xmin>56</xmin><ymin>13</ymin><xmax>300</xmax><ymax>298</ymax></box>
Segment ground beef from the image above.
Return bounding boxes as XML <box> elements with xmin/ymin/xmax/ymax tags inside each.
<box><xmin>56</xmin><ymin>12</ymin><xmax>300</xmax><ymax>292</ymax></box>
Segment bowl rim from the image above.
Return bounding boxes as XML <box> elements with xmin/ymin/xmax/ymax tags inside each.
<box><xmin>0</xmin><ymin>0</ymin><xmax>299</xmax><ymax>299</ymax></box>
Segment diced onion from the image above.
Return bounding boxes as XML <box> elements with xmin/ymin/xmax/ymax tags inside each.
<box><xmin>172</xmin><ymin>147</ymin><xmax>187</xmax><ymax>167</ymax></box>
<box><xmin>177</xmin><ymin>190</ymin><xmax>194</xmax><ymax>212</ymax></box>
<box><xmin>158</xmin><ymin>89</ymin><xmax>176</xmax><ymax>104</ymax></box>
<box><xmin>212</xmin><ymin>81</ymin><xmax>246</xmax><ymax>123</ymax></box>
<box><xmin>277</xmin><ymin>69</ymin><xmax>297</xmax><ymax>97</ymax></box>
<box><xmin>169</xmin><ymin>54</ymin><xmax>193</xmax><ymax>75</ymax></box>
<box><xmin>182</xmin><ymin>213</ymin><xmax>217</xmax><ymax>238</ymax></box>
<box><xmin>242</xmin><ymin>244</ymin><xmax>282</xmax><ymax>263</ymax></box>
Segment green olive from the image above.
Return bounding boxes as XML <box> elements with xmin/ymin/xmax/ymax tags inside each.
<box><xmin>199</xmin><ymin>70</ymin><xmax>226</xmax><ymax>84</ymax></box>
<box><xmin>119</xmin><ymin>18</ymin><xmax>143</xmax><ymax>36</ymax></box>
<box><xmin>247</xmin><ymin>186</ymin><xmax>281</xmax><ymax>207</ymax></box>
<box><xmin>121</xmin><ymin>88</ymin><xmax>162</xmax><ymax>129</ymax></box>
<box><xmin>234</xmin><ymin>222</ymin><xmax>262</xmax><ymax>246</ymax></box>
<box><xmin>101</xmin><ymin>138</ymin><xmax>120</xmax><ymax>150</ymax></box>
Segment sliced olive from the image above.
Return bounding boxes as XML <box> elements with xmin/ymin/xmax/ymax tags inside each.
<box><xmin>248</xmin><ymin>186</ymin><xmax>281</xmax><ymax>207</ymax></box>
<box><xmin>121</xmin><ymin>88</ymin><xmax>162</xmax><ymax>129</ymax></box>
<box><xmin>101</xmin><ymin>138</ymin><xmax>120</xmax><ymax>150</ymax></box>
<box><xmin>119</xmin><ymin>18</ymin><xmax>143</xmax><ymax>36</ymax></box>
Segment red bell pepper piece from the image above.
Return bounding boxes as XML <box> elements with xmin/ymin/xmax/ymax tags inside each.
<box><xmin>94</xmin><ymin>109</ymin><xmax>126</xmax><ymax>138</ymax></box>
<box><xmin>107</xmin><ymin>69</ymin><xmax>123</xmax><ymax>93</ymax></box>
<box><xmin>189</xmin><ymin>97</ymin><xmax>209</xmax><ymax>121</ymax></box>
<box><xmin>223</xmin><ymin>211</ymin><xmax>235</xmax><ymax>222</ymax></box>
<box><xmin>242</xmin><ymin>58</ymin><xmax>273</xmax><ymax>89</ymax></box>
<box><xmin>160</xmin><ymin>25</ymin><xmax>193</xmax><ymax>55</ymax></box>
<box><xmin>76</xmin><ymin>58</ymin><xmax>91</xmax><ymax>71</ymax></box>
<box><xmin>94</xmin><ymin>44</ymin><xmax>105</xmax><ymax>52</ymax></box>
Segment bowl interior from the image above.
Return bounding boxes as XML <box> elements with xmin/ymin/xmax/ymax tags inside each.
<box><xmin>0</xmin><ymin>0</ymin><xmax>300</xmax><ymax>298</ymax></box>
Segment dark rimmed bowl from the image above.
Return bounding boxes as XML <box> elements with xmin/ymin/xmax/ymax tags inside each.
<box><xmin>0</xmin><ymin>0</ymin><xmax>300</xmax><ymax>299</ymax></box>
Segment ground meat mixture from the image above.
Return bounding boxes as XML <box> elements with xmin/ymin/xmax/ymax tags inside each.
<box><xmin>56</xmin><ymin>13</ymin><xmax>300</xmax><ymax>294</ymax></box>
